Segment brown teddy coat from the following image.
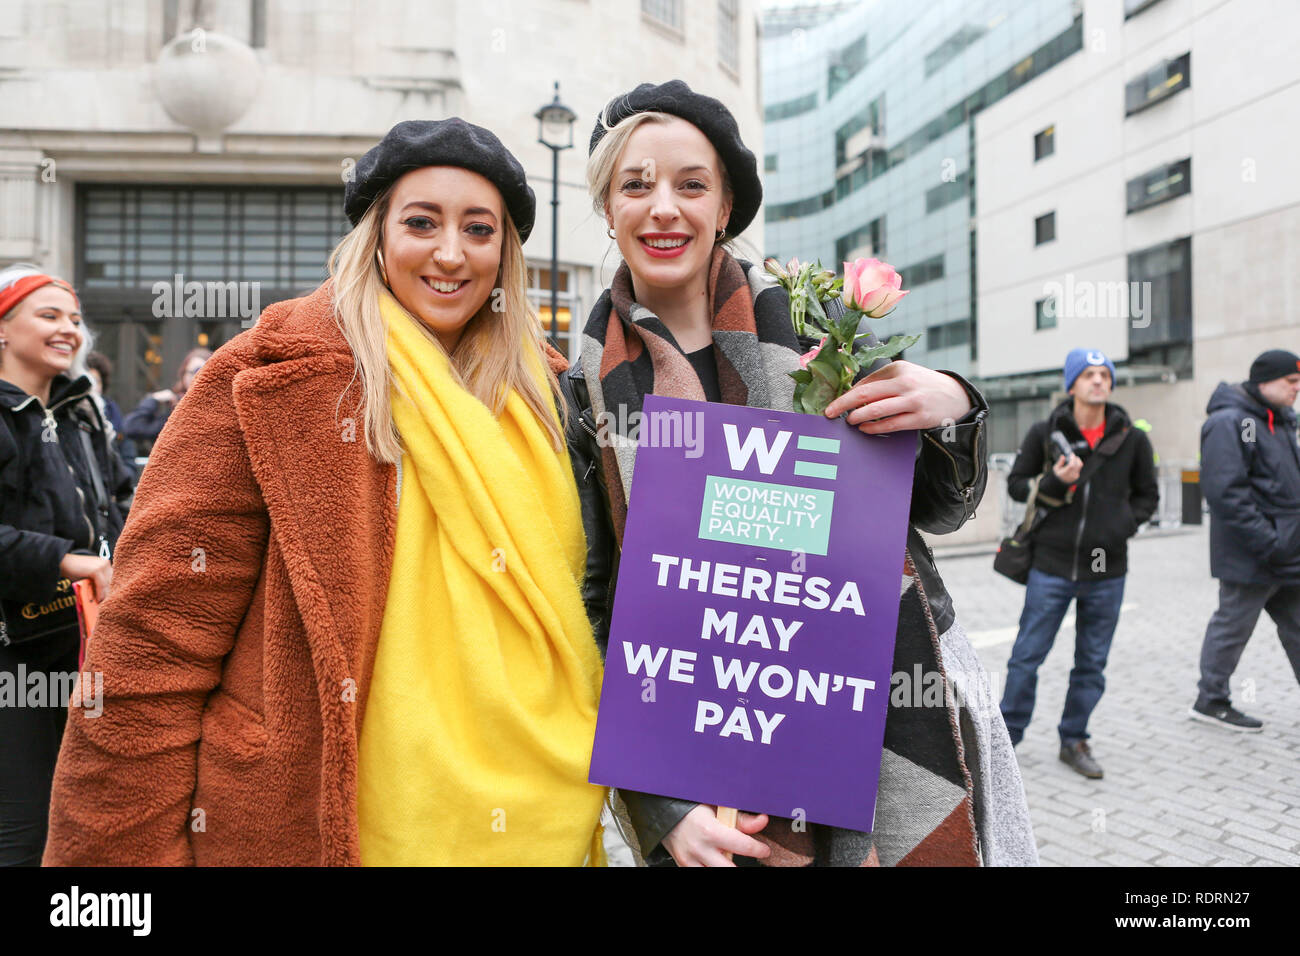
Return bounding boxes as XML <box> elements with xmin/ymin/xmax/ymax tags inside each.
<box><xmin>43</xmin><ymin>282</ymin><xmax>568</xmax><ymax>866</ymax></box>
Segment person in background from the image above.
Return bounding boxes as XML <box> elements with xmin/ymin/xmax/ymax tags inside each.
<box><xmin>122</xmin><ymin>346</ymin><xmax>211</xmax><ymax>454</ymax></box>
<box><xmin>0</xmin><ymin>264</ymin><xmax>132</xmax><ymax>866</ymax></box>
<box><xmin>1191</xmin><ymin>348</ymin><xmax>1300</xmax><ymax>730</ymax></box>
<box><xmin>1001</xmin><ymin>348</ymin><xmax>1159</xmax><ymax>779</ymax></box>
<box><xmin>86</xmin><ymin>350</ymin><xmax>137</xmax><ymax>468</ymax></box>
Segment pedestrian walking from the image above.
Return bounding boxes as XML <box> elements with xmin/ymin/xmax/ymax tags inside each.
<box><xmin>1001</xmin><ymin>348</ymin><xmax>1159</xmax><ymax>778</ymax></box>
<box><xmin>1191</xmin><ymin>348</ymin><xmax>1300</xmax><ymax>730</ymax></box>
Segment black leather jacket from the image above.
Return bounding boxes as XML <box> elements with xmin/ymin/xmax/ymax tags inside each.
<box><xmin>558</xmin><ymin>356</ymin><xmax>989</xmax><ymax>861</ymax></box>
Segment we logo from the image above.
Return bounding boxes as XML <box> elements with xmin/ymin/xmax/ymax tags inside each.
<box><xmin>722</xmin><ymin>423</ymin><xmax>840</xmax><ymax>480</ymax></box>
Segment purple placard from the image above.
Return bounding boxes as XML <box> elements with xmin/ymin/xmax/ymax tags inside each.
<box><xmin>588</xmin><ymin>395</ymin><xmax>917</xmax><ymax>833</ymax></box>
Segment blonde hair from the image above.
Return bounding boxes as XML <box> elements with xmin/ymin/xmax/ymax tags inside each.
<box><xmin>327</xmin><ymin>188</ymin><xmax>565</xmax><ymax>465</ymax></box>
<box><xmin>586</xmin><ymin>108</ymin><xmax>734</xmax><ymax>237</ymax></box>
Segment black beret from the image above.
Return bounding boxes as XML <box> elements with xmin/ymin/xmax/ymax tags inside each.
<box><xmin>344</xmin><ymin>118</ymin><xmax>536</xmax><ymax>240</ymax></box>
<box><xmin>589</xmin><ymin>80</ymin><xmax>762</xmax><ymax>237</ymax></box>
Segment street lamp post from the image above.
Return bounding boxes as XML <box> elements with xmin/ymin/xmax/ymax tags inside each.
<box><xmin>535</xmin><ymin>81</ymin><xmax>577</xmax><ymax>350</ymax></box>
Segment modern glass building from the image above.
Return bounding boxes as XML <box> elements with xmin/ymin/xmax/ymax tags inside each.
<box><xmin>761</xmin><ymin>0</ymin><xmax>1084</xmax><ymax>377</ymax></box>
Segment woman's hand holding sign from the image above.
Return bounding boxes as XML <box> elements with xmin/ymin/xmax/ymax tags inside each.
<box><xmin>824</xmin><ymin>361</ymin><xmax>973</xmax><ymax>434</ymax></box>
<box><xmin>662</xmin><ymin>806</ymin><xmax>771</xmax><ymax>867</ymax></box>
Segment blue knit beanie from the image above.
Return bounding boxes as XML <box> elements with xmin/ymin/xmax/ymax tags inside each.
<box><xmin>1063</xmin><ymin>348</ymin><xmax>1116</xmax><ymax>392</ymax></box>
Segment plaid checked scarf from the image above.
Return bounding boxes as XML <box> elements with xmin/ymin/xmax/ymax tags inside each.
<box><xmin>581</xmin><ymin>248</ymin><xmax>984</xmax><ymax>866</ymax></box>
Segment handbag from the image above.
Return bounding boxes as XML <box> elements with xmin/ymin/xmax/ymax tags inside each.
<box><xmin>992</xmin><ymin>442</ymin><xmax>1112</xmax><ymax>585</ymax></box>
<box><xmin>0</xmin><ymin>409</ymin><xmax>112</xmax><ymax>648</ymax></box>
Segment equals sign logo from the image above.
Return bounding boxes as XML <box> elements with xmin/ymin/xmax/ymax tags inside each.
<box><xmin>792</xmin><ymin>436</ymin><xmax>840</xmax><ymax>481</ymax></box>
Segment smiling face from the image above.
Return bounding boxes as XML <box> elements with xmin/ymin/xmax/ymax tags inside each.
<box><xmin>605</xmin><ymin>117</ymin><xmax>733</xmax><ymax>297</ymax></box>
<box><xmin>380</xmin><ymin>166</ymin><xmax>504</xmax><ymax>353</ymax></box>
<box><xmin>1070</xmin><ymin>365</ymin><xmax>1113</xmax><ymax>406</ymax></box>
<box><xmin>0</xmin><ymin>285</ymin><xmax>83</xmax><ymax>381</ymax></box>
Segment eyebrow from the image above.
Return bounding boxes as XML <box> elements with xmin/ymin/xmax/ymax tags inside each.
<box><xmin>617</xmin><ymin>165</ymin><xmax>714</xmax><ymax>176</ymax></box>
<box><xmin>399</xmin><ymin>201</ymin><xmax>498</xmax><ymax>219</ymax></box>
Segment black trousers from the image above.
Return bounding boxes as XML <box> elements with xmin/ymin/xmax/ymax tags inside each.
<box><xmin>1196</xmin><ymin>580</ymin><xmax>1300</xmax><ymax>707</ymax></box>
<box><xmin>0</xmin><ymin>636</ymin><xmax>78</xmax><ymax>867</ymax></box>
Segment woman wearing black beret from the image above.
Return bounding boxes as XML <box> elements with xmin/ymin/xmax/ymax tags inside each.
<box><xmin>562</xmin><ymin>80</ymin><xmax>1037</xmax><ymax>866</ymax></box>
<box><xmin>45</xmin><ymin>118</ymin><xmax>611</xmax><ymax>866</ymax></box>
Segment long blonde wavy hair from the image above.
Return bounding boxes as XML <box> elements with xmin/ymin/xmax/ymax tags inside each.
<box><xmin>327</xmin><ymin>186</ymin><xmax>565</xmax><ymax>465</ymax></box>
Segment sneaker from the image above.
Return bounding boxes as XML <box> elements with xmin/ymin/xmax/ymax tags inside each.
<box><xmin>1188</xmin><ymin>700</ymin><xmax>1263</xmax><ymax>732</ymax></box>
<box><xmin>1059</xmin><ymin>740</ymin><xmax>1104</xmax><ymax>779</ymax></box>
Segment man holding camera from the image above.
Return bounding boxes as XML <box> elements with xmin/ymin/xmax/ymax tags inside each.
<box><xmin>1000</xmin><ymin>349</ymin><xmax>1159</xmax><ymax>778</ymax></box>
<box><xmin>1191</xmin><ymin>349</ymin><xmax>1300</xmax><ymax>731</ymax></box>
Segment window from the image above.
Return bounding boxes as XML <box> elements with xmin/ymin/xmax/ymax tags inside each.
<box><xmin>925</xmin><ymin>171</ymin><xmax>968</xmax><ymax>214</ymax></box>
<box><xmin>925</xmin><ymin>319</ymin><xmax>971</xmax><ymax>349</ymax></box>
<box><xmin>764</xmin><ymin>92</ymin><xmax>817</xmax><ymax>122</ymax></box>
<box><xmin>1128</xmin><ymin>237</ymin><xmax>1191</xmax><ymax>359</ymax></box>
<box><xmin>924</xmin><ymin>24</ymin><xmax>987</xmax><ymax>77</ymax></box>
<box><xmin>1034</xmin><ymin>125</ymin><xmax>1055</xmax><ymax>161</ymax></box>
<box><xmin>528</xmin><ymin>265</ymin><xmax>578</xmax><ymax>358</ymax></box>
<box><xmin>1127</xmin><ymin>158</ymin><xmax>1191</xmax><ymax>213</ymax></box>
<box><xmin>717</xmin><ymin>0</ymin><xmax>739</xmax><ymax>74</ymax></box>
<box><xmin>1124</xmin><ymin>0</ymin><xmax>1164</xmax><ymax>18</ymax></box>
<box><xmin>641</xmin><ymin>0</ymin><xmax>683</xmax><ymax>34</ymax></box>
<box><xmin>834</xmin><ymin>95</ymin><xmax>884</xmax><ymax>165</ymax></box>
<box><xmin>827</xmin><ymin>35</ymin><xmax>867</xmax><ymax>99</ymax></box>
<box><xmin>1125</xmin><ymin>52</ymin><xmax>1190</xmax><ymax>116</ymax></box>
<box><xmin>764</xmin><ymin>154</ymin><xmax>778</xmax><ymax>173</ymax></box>
<box><xmin>1035</xmin><ymin>296</ymin><xmax>1057</xmax><ymax>330</ymax></box>
<box><xmin>1034</xmin><ymin>211</ymin><xmax>1056</xmax><ymax>245</ymax></box>
<box><xmin>899</xmin><ymin>254</ymin><xmax>944</xmax><ymax>288</ymax></box>
<box><xmin>835</xmin><ymin>217</ymin><xmax>884</xmax><ymax>263</ymax></box>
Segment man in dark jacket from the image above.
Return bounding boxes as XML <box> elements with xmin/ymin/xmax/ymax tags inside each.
<box><xmin>1001</xmin><ymin>348</ymin><xmax>1159</xmax><ymax>778</ymax></box>
<box><xmin>1191</xmin><ymin>349</ymin><xmax>1300</xmax><ymax>730</ymax></box>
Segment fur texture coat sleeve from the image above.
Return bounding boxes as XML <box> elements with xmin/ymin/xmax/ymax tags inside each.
<box><xmin>43</xmin><ymin>344</ymin><xmax>270</xmax><ymax>865</ymax></box>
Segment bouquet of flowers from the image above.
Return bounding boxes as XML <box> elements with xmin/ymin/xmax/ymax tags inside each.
<box><xmin>764</xmin><ymin>257</ymin><xmax>920</xmax><ymax>415</ymax></box>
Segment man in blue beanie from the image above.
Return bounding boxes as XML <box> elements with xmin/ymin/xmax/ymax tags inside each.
<box><xmin>1191</xmin><ymin>349</ymin><xmax>1300</xmax><ymax>730</ymax></box>
<box><xmin>1001</xmin><ymin>348</ymin><xmax>1159</xmax><ymax>778</ymax></box>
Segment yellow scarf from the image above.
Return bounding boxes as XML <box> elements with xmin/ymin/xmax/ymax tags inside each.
<box><xmin>357</xmin><ymin>294</ymin><xmax>607</xmax><ymax>866</ymax></box>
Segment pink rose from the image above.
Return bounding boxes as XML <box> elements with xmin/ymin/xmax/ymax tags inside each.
<box><xmin>842</xmin><ymin>257</ymin><xmax>909</xmax><ymax>318</ymax></box>
<box><xmin>799</xmin><ymin>336</ymin><xmax>827</xmax><ymax>368</ymax></box>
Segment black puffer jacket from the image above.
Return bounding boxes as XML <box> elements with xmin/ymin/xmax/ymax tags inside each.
<box><xmin>560</xmin><ymin>350</ymin><xmax>989</xmax><ymax>862</ymax></box>
<box><xmin>1007</xmin><ymin>399</ymin><xmax>1159</xmax><ymax>582</ymax></box>
<box><xmin>0</xmin><ymin>374</ymin><xmax>134</xmax><ymax>645</ymax></box>
<box><xmin>1200</xmin><ymin>382</ymin><xmax>1300</xmax><ymax>584</ymax></box>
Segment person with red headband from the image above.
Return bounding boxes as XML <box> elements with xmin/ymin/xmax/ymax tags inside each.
<box><xmin>0</xmin><ymin>263</ymin><xmax>134</xmax><ymax>866</ymax></box>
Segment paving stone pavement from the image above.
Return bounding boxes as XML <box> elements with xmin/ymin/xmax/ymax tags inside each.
<box><xmin>603</xmin><ymin>523</ymin><xmax>1300</xmax><ymax>867</ymax></box>
<box><xmin>939</xmin><ymin>522</ymin><xmax>1300</xmax><ymax>868</ymax></box>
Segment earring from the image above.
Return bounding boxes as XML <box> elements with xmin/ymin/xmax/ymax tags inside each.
<box><xmin>607</xmin><ymin>227</ymin><xmax>617</xmax><ymax>239</ymax></box>
<box><xmin>375</xmin><ymin>249</ymin><xmax>390</xmax><ymax>286</ymax></box>
<box><xmin>715</xmin><ymin>229</ymin><xmax>725</xmax><ymax>242</ymax></box>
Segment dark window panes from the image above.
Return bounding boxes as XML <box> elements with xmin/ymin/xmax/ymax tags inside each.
<box><xmin>827</xmin><ymin>34</ymin><xmax>867</xmax><ymax>99</ymax></box>
<box><xmin>899</xmin><ymin>254</ymin><xmax>944</xmax><ymax>288</ymax></box>
<box><xmin>764</xmin><ymin>91</ymin><xmax>818</xmax><ymax>122</ymax></box>
<box><xmin>1125</xmin><ymin>52</ymin><xmax>1190</xmax><ymax>116</ymax></box>
<box><xmin>1035</xmin><ymin>211</ymin><xmax>1056</xmax><ymax>245</ymax></box>
<box><xmin>1035</xmin><ymin>297</ymin><xmax>1057</xmax><ymax>330</ymax></box>
<box><xmin>926</xmin><ymin>171</ymin><xmax>969</xmax><ymax>214</ymax></box>
<box><xmin>1126</xmin><ymin>157</ymin><xmax>1191</xmax><ymax>213</ymax></box>
<box><xmin>1034</xmin><ymin>125</ymin><xmax>1055</xmax><ymax>161</ymax></box>
<box><xmin>1128</xmin><ymin>236</ymin><xmax>1191</xmax><ymax>358</ymax></box>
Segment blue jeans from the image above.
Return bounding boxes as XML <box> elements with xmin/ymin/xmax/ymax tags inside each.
<box><xmin>1000</xmin><ymin>568</ymin><xmax>1126</xmax><ymax>746</ymax></box>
